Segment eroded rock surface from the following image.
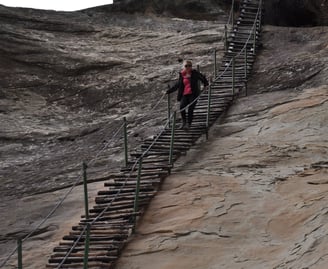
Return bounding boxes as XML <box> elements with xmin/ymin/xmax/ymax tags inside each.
<box><xmin>0</xmin><ymin>2</ymin><xmax>327</xmax><ymax>269</ymax></box>
<box><xmin>116</xmin><ymin>54</ymin><xmax>328</xmax><ymax>269</ymax></box>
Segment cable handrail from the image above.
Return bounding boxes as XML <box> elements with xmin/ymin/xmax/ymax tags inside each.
<box><xmin>0</xmin><ymin>92</ymin><xmax>168</xmax><ymax>269</ymax></box>
<box><xmin>56</xmin><ymin>118</ymin><xmax>171</xmax><ymax>268</ymax></box>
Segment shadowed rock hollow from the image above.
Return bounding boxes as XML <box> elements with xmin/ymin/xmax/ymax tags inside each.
<box><xmin>0</xmin><ymin>0</ymin><xmax>327</xmax><ymax>268</ymax></box>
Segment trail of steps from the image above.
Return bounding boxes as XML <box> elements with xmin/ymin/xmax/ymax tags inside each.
<box><xmin>46</xmin><ymin>0</ymin><xmax>263</xmax><ymax>268</ymax></box>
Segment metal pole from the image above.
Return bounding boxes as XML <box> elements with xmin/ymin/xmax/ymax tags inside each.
<box><xmin>82</xmin><ymin>162</ymin><xmax>89</xmax><ymax>220</ymax></box>
<box><xmin>214</xmin><ymin>49</ymin><xmax>217</xmax><ymax>78</ymax></box>
<box><xmin>17</xmin><ymin>238</ymin><xmax>22</xmax><ymax>269</ymax></box>
<box><xmin>167</xmin><ymin>92</ymin><xmax>171</xmax><ymax>128</ymax></box>
<box><xmin>259</xmin><ymin>0</ymin><xmax>263</xmax><ymax>31</ymax></box>
<box><xmin>231</xmin><ymin>0</ymin><xmax>235</xmax><ymax>29</ymax></box>
<box><xmin>133</xmin><ymin>157</ymin><xmax>142</xmax><ymax>231</ymax></box>
<box><xmin>224</xmin><ymin>24</ymin><xmax>228</xmax><ymax>53</ymax></box>
<box><xmin>245</xmin><ymin>45</ymin><xmax>248</xmax><ymax>96</ymax></box>
<box><xmin>206</xmin><ymin>84</ymin><xmax>212</xmax><ymax>140</ymax></box>
<box><xmin>245</xmin><ymin>46</ymin><xmax>248</xmax><ymax>79</ymax></box>
<box><xmin>83</xmin><ymin>223</ymin><xmax>90</xmax><ymax>269</ymax></box>
<box><xmin>232</xmin><ymin>56</ymin><xmax>235</xmax><ymax>96</ymax></box>
<box><xmin>253</xmin><ymin>25</ymin><xmax>256</xmax><ymax>56</ymax></box>
<box><xmin>123</xmin><ymin>117</ymin><xmax>128</xmax><ymax>167</ymax></box>
<box><xmin>169</xmin><ymin>112</ymin><xmax>176</xmax><ymax>171</ymax></box>
<box><xmin>197</xmin><ymin>65</ymin><xmax>201</xmax><ymax>91</ymax></box>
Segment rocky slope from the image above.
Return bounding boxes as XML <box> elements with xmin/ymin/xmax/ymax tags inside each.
<box><xmin>0</xmin><ymin>3</ymin><xmax>223</xmax><ymax>267</ymax></box>
<box><xmin>0</xmin><ymin>4</ymin><xmax>223</xmax><ymax>201</ymax></box>
<box><xmin>111</xmin><ymin>0</ymin><xmax>328</xmax><ymax>26</ymax></box>
<box><xmin>0</xmin><ymin>1</ymin><xmax>328</xmax><ymax>268</ymax></box>
<box><xmin>116</xmin><ymin>26</ymin><xmax>328</xmax><ymax>268</ymax></box>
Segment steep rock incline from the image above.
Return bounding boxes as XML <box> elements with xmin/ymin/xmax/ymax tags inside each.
<box><xmin>0</xmin><ymin>5</ymin><xmax>224</xmax><ymax>267</ymax></box>
<box><xmin>0</xmin><ymin>3</ymin><xmax>327</xmax><ymax>268</ymax></box>
<box><xmin>111</xmin><ymin>0</ymin><xmax>328</xmax><ymax>25</ymax></box>
<box><xmin>0</xmin><ymin>5</ymin><xmax>222</xmax><ymax>201</ymax></box>
<box><xmin>115</xmin><ymin>26</ymin><xmax>328</xmax><ymax>269</ymax></box>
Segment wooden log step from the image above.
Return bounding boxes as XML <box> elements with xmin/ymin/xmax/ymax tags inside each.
<box><xmin>91</xmin><ymin>202</ymin><xmax>146</xmax><ymax>213</ymax></box>
<box><xmin>112</xmin><ymin>170</ymin><xmax>167</xmax><ymax>178</ymax></box>
<box><xmin>77</xmin><ymin>220</ymin><xmax>134</xmax><ymax>229</ymax></box>
<box><xmin>142</xmin><ymin>140</ymin><xmax>192</xmax><ymax>148</ymax></box>
<box><xmin>242</xmin><ymin>3</ymin><xmax>260</xmax><ymax>7</ymax></box>
<box><xmin>159</xmin><ymin>130</ymin><xmax>201</xmax><ymax>137</ymax></box>
<box><xmin>94</xmin><ymin>192</ymin><xmax>156</xmax><ymax>202</ymax></box>
<box><xmin>51</xmin><ymin>248</ymin><xmax>118</xmax><ymax>256</ymax></box>
<box><xmin>95</xmin><ymin>193</ymin><xmax>154</xmax><ymax>204</ymax></box>
<box><xmin>112</xmin><ymin>173</ymin><xmax>160</xmax><ymax>181</ymax></box>
<box><xmin>127</xmin><ymin>157</ymin><xmax>169</xmax><ymax>164</ymax></box>
<box><xmin>97</xmin><ymin>187</ymin><xmax>155</xmax><ymax>196</ymax></box>
<box><xmin>142</xmin><ymin>140</ymin><xmax>193</xmax><ymax>147</ymax></box>
<box><xmin>240</xmin><ymin>9</ymin><xmax>259</xmax><ymax>16</ymax></box>
<box><xmin>105</xmin><ymin>177</ymin><xmax>154</xmax><ymax>188</ymax></box>
<box><xmin>48</xmin><ymin>256</ymin><xmax>116</xmax><ymax>264</ymax></box>
<box><xmin>46</xmin><ymin>261</ymin><xmax>113</xmax><ymax>268</ymax></box>
<box><xmin>140</xmin><ymin>144</ymin><xmax>189</xmax><ymax>152</ymax></box>
<box><xmin>71</xmin><ymin>225</ymin><xmax>129</xmax><ymax>233</ymax></box>
<box><xmin>120</xmin><ymin>164</ymin><xmax>169</xmax><ymax>172</ymax></box>
<box><xmin>58</xmin><ymin>241</ymin><xmax>122</xmax><ymax>248</ymax></box>
<box><xmin>53</xmin><ymin>245</ymin><xmax>119</xmax><ymax>253</ymax></box>
<box><xmin>85</xmin><ymin>211</ymin><xmax>138</xmax><ymax>222</ymax></box>
<box><xmin>67</xmin><ymin>230</ymin><xmax>129</xmax><ymax>239</ymax></box>
<box><xmin>90</xmin><ymin>202</ymin><xmax>146</xmax><ymax>213</ymax></box>
<box><xmin>92</xmin><ymin>199</ymin><xmax>135</xmax><ymax>210</ymax></box>
<box><xmin>229</xmin><ymin>35</ymin><xmax>259</xmax><ymax>41</ymax></box>
<box><xmin>81</xmin><ymin>213</ymin><xmax>138</xmax><ymax>223</ymax></box>
<box><xmin>144</xmin><ymin>137</ymin><xmax>194</xmax><ymax>144</ymax></box>
<box><xmin>90</xmin><ymin>203</ymin><xmax>136</xmax><ymax>214</ymax></box>
<box><xmin>229</xmin><ymin>40</ymin><xmax>258</xmax><ymax>45</ymax></box>
<box><xmin>120</xmin><ymin>166</ymin><xmax>169</xmax><ymax>174</ymax></box>
<box><xmin>130</xmin><ymin>151</ymin><xmax>178</xmax><ymax>158</ymax></box>
<box><xmin>196</xmin><ymin>99</ymin><xmax>229</xmax><ymax>105</ymax></box>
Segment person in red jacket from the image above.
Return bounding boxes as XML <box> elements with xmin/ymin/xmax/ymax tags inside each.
<box><xmin>167</xmin><ymin>60</ymin><xmax>209</xmax><ymax>129</ymax></box>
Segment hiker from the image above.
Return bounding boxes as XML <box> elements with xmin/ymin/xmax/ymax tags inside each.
<box><xmin>166</xmin><ymin>60</ymin><xmax>209</xmax><ymax>129</ymax></box>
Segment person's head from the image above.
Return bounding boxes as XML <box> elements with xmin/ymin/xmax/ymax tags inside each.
<box><xmin>183</xmin><ymin>60</ymin><xmax>193</xmax><ymax>71</ymax></box>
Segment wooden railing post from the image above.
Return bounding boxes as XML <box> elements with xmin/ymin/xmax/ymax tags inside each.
<box><xmin>82</xmin><ymin>162</ymin><xmax>89</xmax><ymax>220</ymax></box>
<box><xmin>206</xmin><ymin>85</ymin><xmax>212</xmax><ymax>140</ymax></box>
<box><xmin>17</xmin><ymin>238</ymin><xmax>22</xmax><ymax>269</ymax></box>
<box><xmin>232</xmin><ymin>56</ymin><xmax>235</xmax><ymax>96</ymax></box>
<box><xmin>167</xmin><ymin>91</ymin><xmax>171</xmax><ymax>128</ymax></box>
<box><xmin>133</xmin><ymin>157</ymin><xmax>143</xmax><ymax>232</ymax></box>
<box><xmin>169</xmin><ymin>112</ymin><xmax>176</xmax><ymax>172</ymax></box>
<box><xmin>123</xmin><ymin>117</ymin><xmax>128</xmax><ymax>167</ymax></box>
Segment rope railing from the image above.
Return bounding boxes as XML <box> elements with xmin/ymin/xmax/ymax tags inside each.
<box><xmin>55</xmin><ymin>115</ymin><xmax>173</xmax><ymax>267</ymax></box>
<box><xmin>0</xmin><ymin>90</ymin><xmax>168</xmax><ymax>269</ymax></box>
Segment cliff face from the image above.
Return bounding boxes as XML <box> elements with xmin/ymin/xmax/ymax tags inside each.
<box><xmin>0</xmin><ymin>1</ymin><xmax>328</xmax><ymax>268</ymax></box>
<box><xmin>111</xmin><ymin>0</ymin><xmax>328</xmax><ymax>25</ymax></box>
<box><xmin>264</xmin><ymin>0</ymin><xmax>328</xmax><ymax>26</ymax></box>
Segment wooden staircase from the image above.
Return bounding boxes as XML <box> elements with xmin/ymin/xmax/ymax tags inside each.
<box><xmin>46</xmin><ymin>0</ymin><xmax>263</xmax><ymax>268</ymax></box>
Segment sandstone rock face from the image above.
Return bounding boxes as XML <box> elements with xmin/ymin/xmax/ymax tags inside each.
<box><xmin>0</xmin><ymin>5</ymin><xmax>223</xmax><ymax>267</ymax></box>
<box><xmin>0</xmin><ymin>4</ymin><xmax>222</xmax><ymax>200</ymax></box>
<box><xmin>116</xmin><ymin>26</ymin><xmax>328</xmax><ymax>269</ymax></box>
<box><xmin>0</xmin><ymin>2</ymin><xmax>328</xmax><ymax>269</ymax></box>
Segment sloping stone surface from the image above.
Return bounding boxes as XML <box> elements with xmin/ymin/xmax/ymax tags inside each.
<box><xmin>0</xmin><ymin>2</ymin><xmax>327</xmax><ymax>268</ymax></box>
<box><xmin>115</xmin><ymin>84</ymin><xmax>328</xmax><ymax>269</ymax></box>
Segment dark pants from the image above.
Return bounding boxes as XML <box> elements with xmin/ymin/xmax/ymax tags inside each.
<box><xmin>180</xmin><ymin>94</ymin><xmax>197</xmax><ymax>125</ymax></box>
